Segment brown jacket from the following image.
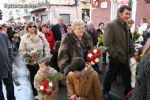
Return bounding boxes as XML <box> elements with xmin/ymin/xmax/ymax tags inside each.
<box><xmin>67</xmin><ymin>63</ymin><xmax>102</xmax><ymax>100</ymax></box>
<box><xmin>103</xmin><ymin>18</ymin><xmax>135</xmax><ymax>64</ymax></box>
<box><xmin>58</xmin><ymin>32</ymin><xmax>93</xmax><ymax>75</ymax></box>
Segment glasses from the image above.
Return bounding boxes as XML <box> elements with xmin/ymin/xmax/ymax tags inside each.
<box><xmin>28</xmin><ymin>25</ymin><xmax>36</xmax><ymax>28</ymax></box>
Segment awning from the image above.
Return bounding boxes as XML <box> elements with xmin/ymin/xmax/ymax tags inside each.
<box><xmin>30</xmin><ymin>7</ymin><xmax>46</xmax><ymax>13</ymax></box>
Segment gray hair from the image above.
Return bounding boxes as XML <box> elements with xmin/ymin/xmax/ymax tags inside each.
<box><xmin>71</xmin><ymin>19</ymin><xmax>84</xmax><ymax>30</ymax></box>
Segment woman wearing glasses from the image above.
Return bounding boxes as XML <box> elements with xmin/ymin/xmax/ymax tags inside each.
<box><xmin>19</xmin><ymin>21</ymin><xmax>50</xmax><ymax>99</ymax></box>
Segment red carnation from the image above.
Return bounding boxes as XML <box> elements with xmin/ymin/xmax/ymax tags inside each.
<box><xmin>97</xmin><ymin>49</ymin><xmax>101</xmax><ymax>57</ymax></box>
<box><xmin>87</xmin><ymin>56</ymin><xmax>92</xmax><ymax>61</ymax></box>
<box><xmin>47</xmin><ymin>91</ymin><xmax>52</xmax><ymax>95</ymax></box>
<box><xmin>90</xmin><ymin>49</ymin><xmax>95</xmax><ymax>55</ymax></box>
<box><xmin>91</xmin><ymin>56</ymin><xmax>96</xmax><ymax>62</ymax></box>
<box><xmin>51</xmin><ymin>86</ymin><xmax>56</xmax><ymax>91</ymax></box>
<box><xmin>41</xmin><ymin>89</ymin><xmax>46</xmax><ymax>94</ymax></box>
<box><xmin>43</xmin><ymin>80</ymin><xmax>49</xmax><ymax>86</ymax></box>
<box><xmin>43</xmin><ymin>84</ymin><xmax>48</xmax><ymax>89</ymax></box>
<box><xmin>31</xmin><ymin>53</ymin><xmax>36</xmax><ymax>58</ymax></box>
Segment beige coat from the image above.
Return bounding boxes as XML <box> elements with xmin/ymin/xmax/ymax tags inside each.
<box><xmin>67</xmin><ymin>63</ymin><xmax>102</xmax><ymax>100</ymax></box>
<box><xmin>19</xmin><ymin>32</ymin><xmax>51</xmax><ymax>64</ymax></box>
<box><xmin>34</xmin><ymin>67</ymin><xmax>59</xmax><ymax>100</ymax></box>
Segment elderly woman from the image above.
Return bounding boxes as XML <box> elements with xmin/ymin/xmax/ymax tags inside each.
<box><xmin>58</xmin><ymin>20</ymin><xmax>93</xmax><ymax>75</ymax></box>
<box><xmin>132</xmin><ymin>38</ymin><xmax>150</xmax><ymax>100</ymax></box>
<box><xmin>19</xmin><ymin>21</ymin><xmax>50</xmax><ymax>98</ymax></box>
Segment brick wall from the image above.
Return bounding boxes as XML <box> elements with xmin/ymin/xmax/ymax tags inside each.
<box><xmin>92</xmin><ymin>1</ymin><xmax>111</xmax><ymax>28</ymax></box>
<box><xmin>135</xmin><ymin>0</ymin><xmax>150</xmax><ymax>26</ymax></box>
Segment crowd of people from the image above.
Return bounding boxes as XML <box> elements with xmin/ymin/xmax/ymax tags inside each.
<box><xmin>0</xmin><ymin>4</ymin><xmax>150</xmax><ymax>100</ymax></box>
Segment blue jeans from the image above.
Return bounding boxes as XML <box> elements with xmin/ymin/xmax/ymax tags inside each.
<box><xmin>0</xmin><ymin>73</ymin><xmax>16</xmax><ymax>100</ymax></box>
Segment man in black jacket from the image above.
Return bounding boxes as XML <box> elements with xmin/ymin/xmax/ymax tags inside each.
<box><xmin>51</xmin><ymin>16</ymin><xmax>67</xmax><ymax>41</ymax></box>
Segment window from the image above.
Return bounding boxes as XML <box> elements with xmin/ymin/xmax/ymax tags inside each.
<box><xmin>60</xmin><ymin>14</ymin><xmax>70</xmax><ymax>24</ymax></box>
<box><xmin>82</xmin><ymin>9</ymin><xmax>90</xmax><ymax>23</ymax></box>
<box><xmin>41</xmin><ymin>15</ymin><xmax>48</xmax><ymax>23</ymax></box>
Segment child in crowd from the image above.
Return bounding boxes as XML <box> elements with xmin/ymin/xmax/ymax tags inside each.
<box><xmin>67</xmin><ymin>57</ymin><xmax>102</xmax><ymax>100</ymax></box>
<box><xmin>34</xmin><ymin>57</ymin><xmax>61</xmax><ymax>100</ymax></box>
<box><xmin>126</xmin><ymin>47</ymin><xmax>143</xmax><ymax>100</ymax></box>
<box><xmin>130</xmin><ymin>47</ymin><xmax>143</xmax><ymax>88</ymax></box>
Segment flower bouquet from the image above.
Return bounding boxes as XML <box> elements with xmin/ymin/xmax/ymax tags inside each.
<box><xmin>23</xmin><ymin>48</ymin><xmax>41</xmax><ymax>64</ymax></box>
<box><xmin>38</xmin><ymin>72</ymin><xmax>61</xmax><ymax>100</ymax></box>
<box><xmin>87</xmin><ymin>48</ymin><xmax>102</xmax><ymax>65</ymax></box>
<box><xmin>97</xmin><ymin>34</ymin><xmax>103</xmax><ymax>45</ymax></box>
<box><xmin>133</xmin><ymin>31</ymin><xmax>140</xmax><ymax>41</ymax></box>
<box><xmin>39</xmin><ymin>79</ymin><xmax>56</xmax><ymax>100</ymax></box>
<box><xmin>87</xmin><ymin>36</ymin><xmax>106</xmax><ymax>65</ymax></box>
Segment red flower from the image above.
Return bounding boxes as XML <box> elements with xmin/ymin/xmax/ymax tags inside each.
<box><xmin>43</xmin><ymin>84</ymin><xmax>48</xmax><ymax>89</ymax></box>
<box><xmin>41</xmin><ymin>89</ymin><xmax>46</xmax><ymax>94</ymax></box>
<box><xmin>43</xmin><ymin>80</ymin><xmax>49</xmax><ymax>85</ymax></box>
<box><xmin>91</xmin><ymin>56</ymin><xmax>96</xmax><ymax>62</ymax></box>
<box><xmin>31</xmin><ymin>53</ymin><xmax>36</xmax><ymax>58</ymax></box>
<box><xmin>87</xmin><ymin>55</ymin><xmax>92</xmax><ymax>61</ymax></box>
<box><xmin>97</xmin><ymin>49</ymin><xmax>101</xmax><ymax>57</ymax></box>
<box><xmin>47</xmin><ymin>91</ymin><xmax>52</xmax><ymax>95</ymax></box>
<box><xmin>51</xmin><ymin>86</ymin><xmax>56</xmax><ymax>91</ymax></box>
<box><xmin>90</xmin><ymin>49</ymin><xmax>95</xmax><ymax>55</ymax></box>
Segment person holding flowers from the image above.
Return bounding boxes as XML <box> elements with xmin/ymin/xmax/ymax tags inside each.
<box><xmin>58</xmin><ymin>19</ymin><xmax>93</xmax><ymax>76</ymax></box>
<box><xmin>19</xmin><ymin>21</ymin><xmax>51</xmax><ymax>98</ymax></box>
<box><xmin>34</xmin><ymin>58</ymin><xmax>61</xmax><ymax>100</ymax></box>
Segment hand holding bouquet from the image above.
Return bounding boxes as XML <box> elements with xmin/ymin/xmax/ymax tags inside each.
<box><xmin>39</xmin><ymin>79</ymin><xmax>56</xmax><ymax>100</ymax></box>
<box><xmin>87</xmin><ymin>48</ymin><xmax>102</xmax><ymax>65</ymax></box>
<box><xmin>23</xmin><ymin>48</ymin><xmax>41</xmax><ymax>64</ymax></box>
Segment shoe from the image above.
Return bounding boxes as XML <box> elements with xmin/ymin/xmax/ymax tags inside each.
<box><xmin>103</xmin><ymin>93</ymin><xmax>111</xmax><ymax>100</ymax></box>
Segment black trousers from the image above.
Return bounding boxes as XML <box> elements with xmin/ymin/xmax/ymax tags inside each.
<box><xmin>0</xmin><ymin>73</ymin><xmax>16</xmax><ymax>100</ymax></box>
<box><xmin>26</xmin><ymin>64</ymin><xmax>39</xmax><ymax>97</ymax></box>
<box><xmin>92</xmin><ymin>63</ymin><xmax>100</xmax><ymax>73</ymax></box>
<box><xmin>102</xmin><ymin>51</ymin><xmax>107</xmax><ymax>63</ymax></box>
<box><xmin>103</xmin><ymin>57</ymin><xmax>132</xmax><ymax>95</ymax></box>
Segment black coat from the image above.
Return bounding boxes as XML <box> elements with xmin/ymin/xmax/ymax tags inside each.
<box><xmin>0</xmin><ymin>32</ymin><xmax>14</xmax><ymax>78</ymax></box>
<box><xmin>51</xmin><ymin>24</ymin><xmax>67</xmax><ymax>41</ymax></box>
<box><xmin>50</xmin><ymin>51</ymin><xmax>60</xmax><ymax>72</ymax></box>
<box><xmin>84</xmin><ymin>28</ymin><xmax>98</xmax><ymax>46</ymax></box>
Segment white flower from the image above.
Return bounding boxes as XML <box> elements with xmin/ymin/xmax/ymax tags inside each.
<box><xmin>49</xmin><ymin>82</ymin><xmax>53</xmax><ymax>87</ymax></box>
<box><xmin>91</xmin><ymin>61</ymin><xmax>95</xmax><ymax>65</ymax></box>
<box><xmin>88</xmin><ymin>53</ymin><xmax>93</xmax><ymax>58</ymax></box>
<box><xmin>40</xmin><ymin>86</ymin><xmax>44</xmax><ymax>90</ymax></box>
<box><xmin>93</xmin><ymin>49</ymin><xmax>97</xmax><ymax>53</ymax></box>
<box><xmin>95</xmin><ymin>58</ymin><xmax>100</xmax><ymax>63</ymax></box>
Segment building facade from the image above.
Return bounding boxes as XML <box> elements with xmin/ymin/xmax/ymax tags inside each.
<box><xmin>91</xmin><ymin>0</ymin><xmax>150</xmax><ymax>30</ymax></box>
